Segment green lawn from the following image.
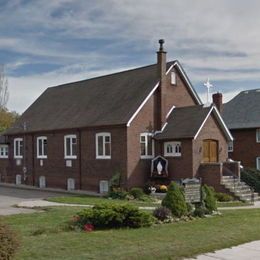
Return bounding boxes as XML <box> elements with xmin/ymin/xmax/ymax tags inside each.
<box><xmin>4</xmin><ymin>207</ymin><xmax>260</xmax><ymax>259</ymax></box>
<box><xmin>46</xmin><ymin>195</ymin><xmax>161</xmax><ymax>207</ymax></box>
<box><xmin>217</xmin><ymin>201</ymin><xmax>252</xmax><ymax>207</ymax></box>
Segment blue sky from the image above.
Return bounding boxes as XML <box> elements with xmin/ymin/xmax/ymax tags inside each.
<box><xmin>1</xmin><ymin>0</ymin><xmax>260</xmax><ymax>113</ymax></box>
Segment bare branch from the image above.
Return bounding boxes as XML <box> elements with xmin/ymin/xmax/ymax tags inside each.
<box><xmin>0</xmin><ymin>65</ymin><xmax>9</xmax><ymax>109</ymax></box>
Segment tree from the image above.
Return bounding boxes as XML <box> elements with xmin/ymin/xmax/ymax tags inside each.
<box><xmin>0</xmin><ymin>65</ymin><xmax>9</xmax><ymax>109</ymax></box>
<box><xmin>0</xmin><ymin>109</ymin><xmax>19</xmax><ymax>133</ymax></box>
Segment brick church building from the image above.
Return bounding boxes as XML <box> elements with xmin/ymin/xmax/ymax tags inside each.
<box><xmin>0</xmin><ymin>40</ymin><xmax>240</xmax><ymax>194</ymax></box>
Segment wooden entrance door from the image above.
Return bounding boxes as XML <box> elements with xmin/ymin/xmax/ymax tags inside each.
<box><xmin>203</xmin><ymin>140</ymin><xmax>218</xmax><ymax>162</ymax></box>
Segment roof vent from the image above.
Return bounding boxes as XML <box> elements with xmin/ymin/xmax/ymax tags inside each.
<box><xmin>244</xmin><ymin>91</ymin><xmax>248</xmax><ymax>94</ymax></box>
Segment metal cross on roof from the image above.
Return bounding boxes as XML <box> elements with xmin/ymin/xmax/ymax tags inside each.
<box><xmin>203</xmin><ymin>78</ymin><xmax>213</xmax><ymax>105</ymax></box>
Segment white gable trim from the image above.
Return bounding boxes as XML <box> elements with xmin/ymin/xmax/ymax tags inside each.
<box><xmin>127</xmin><ymin>60</ymin><xmax>202</xmax><ymax>127</ymax></box>
<box><xmin>166</xmin><ymin>105</ymin><xmax>176</xmax><ymax>119</ymax></box>
<box><xmin>127</xmin><ymin>82</ymin><xmax>159</xmax><ymax>127</ymax></box>
<box><xmin>171</xmin><ymin>61</ymin><xmax>202</xmax><ymax>105</ymax></box>
<box><xmin>194</xmin><ymin>106</ymin><xmax>233</xmax><ymax>141</ymax></box>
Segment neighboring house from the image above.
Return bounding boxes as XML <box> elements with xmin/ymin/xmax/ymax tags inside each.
<box><xmin>222</xmin><ymin>89</ymin><xmax>260</xmax><ymax>170</ymax></box>
<box><xmin>0</xmin><ymin>40</ymin><xmax>237</xmax><ymax>193</ymax></box>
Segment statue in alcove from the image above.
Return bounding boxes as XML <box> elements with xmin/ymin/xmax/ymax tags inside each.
<box><xmin>151</xmin><ymin>156</ymin><xmax>168</xmax><ymax>177</ymax></box>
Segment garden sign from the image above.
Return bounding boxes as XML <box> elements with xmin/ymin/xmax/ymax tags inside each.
<box><xmin>182</xmin><ymin>178</ymin><xmax>201</xmax><ymax>203</ymax></box>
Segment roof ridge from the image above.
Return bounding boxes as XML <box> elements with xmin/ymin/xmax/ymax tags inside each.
<box><xmin>48</xmin><ymin>60</ymin><xmax>177</xmax><ymax>90</ymax></box>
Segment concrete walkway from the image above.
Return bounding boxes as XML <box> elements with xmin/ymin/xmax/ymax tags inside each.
<box><xmin>187</xmin><ymin>240</ymin><xmax>260</xmax><ymax>259</ymax></box>
<box><xmin>16</xmin><ymin>199</ymin><xmax>260</xmax><ymax>211</ymax></box>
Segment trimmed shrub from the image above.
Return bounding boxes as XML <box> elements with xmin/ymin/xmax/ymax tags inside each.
<box><xmin>161</xmin><ymin>182</ymin><xmax>188</xmax><ymax>217</ymax></box>
<box><xmin>71</xmin><ymin>203</ymin><xmax>155</xmax><ymax>230</ymax></box>
<box><xmin>0</xmin><ymin>221</ymin><xmax>18</xmax><ymax>259</ymax></box>
<box><xmin>241</xmin><ymin>168</ymin><xmax>260</xmax><ymax>193</ymax></box>
<box><xmin>153</xmin><ymin>206</ymin><xmax>172</xmax><ymax>221</ymax></box>
<box><xmin>108</xmin><ymin>188</ymin><xmax>128</xmax><ymax>200</ymax></box>
<box><xmin>215</xmin><ymin>192</ymin><xmax>233</xmax><ymax>202</ymax></box>
<box><xmin>202</xmin><ymin>185</ymin><xmax>217</xmax><ymax>213</ymax></box>
<box><xmin>129</xmin><ymin>188</ymin><xmax>145</xmax><ymax>200</ymax></box>
<box><xmin>193</xmin><ymin>205</ymin><xmax>208</xmax><ymax>218</ymax></box>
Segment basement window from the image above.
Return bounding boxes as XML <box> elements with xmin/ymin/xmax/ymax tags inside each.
<box><xmin>0</xmin><ymin>145</ymin><xmax>8</xmax><ymax>158</ymax></box>
<box><xmin>96</xmin><ymin>133</ymin><xmax>111</xmax><ymax>159</ymax></box>
<box><xmin>37</xmin><ymin>136</ymin><xmax>47</xmax><ymax>159</ymax></box>
<box><xmin>64</xmin><ymin>135</ymin><xmax>77</xmax><ymax>159</ymax></box>
<box><xmin>257</xmin><ymin>157</ymin><xmax>260</xmax><ymax>170</ymax></box>
<box><xmin>164</xmin><ymin>142</ymin><xmax>181</xmax><ymax>157</ymax></box>
<box><xmin>140</xmin><ymin>133</ymin><xmax>154</xmax><ymax>159</ymax></box>
<box><xmin>256</xmin><ymin>129</ymin><xmax>260</xmax><ymax>143</ymax></box>
<box><xmin>14</xmin><ymin>138</ymin><xmax>23</xmax><ymax>159</ymax></box>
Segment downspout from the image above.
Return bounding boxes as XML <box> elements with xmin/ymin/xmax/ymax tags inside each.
<box><xmin>32</xmin><ymin>134</ymin><xmax>35</xmax><ymax>186</ymax></box>
<box><xmin>78</xmin><ymin>129</ymin><xmax>82</xmax><ymax>190</ymax></box>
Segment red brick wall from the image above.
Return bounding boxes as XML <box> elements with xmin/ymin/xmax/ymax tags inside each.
<box><xmin>193</xmin><ymin>113</ymin><xmax>228</xmax><ymax>177</ymax></box>
<box><xmin>163</xmin><ymin>139</ymin><xmax>193</xmax><ymax>180</ymax></box>
<box><xmin>229</xmin><ymin>128</ymin><xmax>260</xmax><ymax>169</ymax></box>
<box><xmin>126</xmin><ymin>66</ymin><xmax>198</xmax><ymax>188</ymax></box>
<box><xmin>5</xmin><ymin>126</ymin><xmax>127</xmax><ymax>192</ymax></box>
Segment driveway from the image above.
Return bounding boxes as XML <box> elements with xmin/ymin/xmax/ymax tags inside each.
<box><xmin>0</xmin><ymin>186</ymin><xmax>62</xmax><ymax>215</ymax></box>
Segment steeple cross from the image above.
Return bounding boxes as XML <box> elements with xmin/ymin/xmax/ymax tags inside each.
<box><xmin>204</xmin><ymin>78</ymin><xmax>213</xmax><ymax>104</ymax></box>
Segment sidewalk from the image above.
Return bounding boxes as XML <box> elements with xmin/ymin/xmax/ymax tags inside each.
<box><xmin>187</xmin><ymin>240</ymin><xmax>260</xmax><ymax>259</ymax></box>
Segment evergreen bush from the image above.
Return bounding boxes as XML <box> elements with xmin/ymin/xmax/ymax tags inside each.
<box><xmin>241</xmin><ymin>168</ymin><xmax>260</xmax><ymax>193</ymax></box>
<box><xmin>72</xmin><ymin>203</ymin><xmax>155</xmax><ymax>229</ymax></box>
<box><xmin>161</xmin><ymin>182</ymin><xmax>188</xmax><ymax>217</ymax></box>
<box><xmin>215</xmin><ymin>192</ymin><xmax>233</xmax><ymax>202</ymax></box>
<box><xmin>202</xmin><ymin>185</ymin><xmax>217</xmax><ymax>213</ymax></box>
<box><xmin>153</xmin><ymin>206</ymin><xmax>172</xmax><ymax>221</ymax></box>
<box><xmin>129</xmin><ymin>187</ymin><xmax>145</xmax><ymax>200</ymax></box>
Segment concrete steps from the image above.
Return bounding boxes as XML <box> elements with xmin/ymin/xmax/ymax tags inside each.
<box><xmin>221</xmin><ymin>176</ymin><xmax>259</xmax><ymax>202</ymax></box>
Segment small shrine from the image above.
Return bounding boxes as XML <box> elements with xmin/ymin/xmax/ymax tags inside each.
<box><xmin>151</xmin><ymin>156</ymin><xmax>168</xmax><ymax>178</ymax></box>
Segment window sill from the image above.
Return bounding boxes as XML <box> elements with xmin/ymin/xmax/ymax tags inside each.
<box><xmin>164</xmin><ymin>154</ymin><xmax>182</xmax><ymax>157</ymax></box>
<box><xmin>37</xmin><ymin>156</ymin><xmax>47</xmax><ymax>159</ymax></box>
<box><xmin>0</xmin><ymin>156</ymin><xmax>8</xmax><ymax>159</ymax></box>
<box><xmin>96</xmin><ymin>156</ymin><xmax>111</xmax><ymax>160</ymax></box>
<box><xmin>14</xmin><ymin>156</ymin><xmax>23</xmax><ymax>159</ymax></box>
<box><xmin>64</xmin><ymin>156</ymin><xmax>77</xmax><ymax>160</ymax></box>
<box><xmin>140</xmin><ymin>156</ymin><xmax>154</xmax><ymax>160</ymax></box>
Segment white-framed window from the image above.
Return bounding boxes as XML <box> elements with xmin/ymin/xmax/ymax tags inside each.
<box><xmin>257</xmin><ymin>157</ymin><xmax>260</xmax><ymax>170</ymax></box>
<box><xmin>164</xmin><ymin>141</ymin><xmax>182</xmax><ymax>157</ymax></box>
<box><xmin>96</xmin><ymin>133</ymin><xmax>111</xmax><ymax>159</ymax></box>
<box><xmin>256</xmin><ymin>129</ymin><xmax>260</xmax><ymax>143</ymax></box>
<box><xmin>37</xmin><ymin>136</ymin><xmax>47</xmax><ymax>159</ymax></box>
<box><xmin>0</xmin><ymin>145</ymin><xmax>8</xmax><ymax>158</ymax></box>
<box><xmin>64</xmin><ymin>135</ymin><xmax>77</xmax><ymax>159</ymax></box>
<box><xmin>140</xmin><ymin>133</ymin><xmax>154</xmax><ymax>159</ymax></box>
<box><xmin>171</xmin><ymin>71</ymin><xmax>176</xmax><ymax>85</ymax></box>
<box><xmin>14</xmin><ymin>138</ymin><xmax>23</xmax><ymax>159</ymax></box>
<box><xmin>228</xmin><ymin>141</ymin><xmax>234</xmax><ymax>152</ymax></box>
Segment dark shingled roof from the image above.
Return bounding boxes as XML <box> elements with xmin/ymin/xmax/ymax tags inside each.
<box><xmin>6</xmin><ymin>61</ymin><xmax>180</xmax><ymax>135</ymax></box>
<box><xmin>0</xmin><ymin>135</ymin><xmax>8</xmax><ymax>144</ymax></box>
<box><xmin>155</xmin><ymin>105</ymin><xmax>212</xmax><ymax>140</ymax></box>
<box><xmin>223</xmin><ymin>89</ymin><xmax>260</xmax><ymax>129</ymax></box>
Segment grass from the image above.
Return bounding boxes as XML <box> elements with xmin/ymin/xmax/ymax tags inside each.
<box><xmin>46</xmin><ymin>195</ymin><xmax>161</xmax><ymax>207</ymax></box>
<box><xmin>4</xmin><ymin>207</ymin><xmax>260</xmax><ymax>259</ymax></box>
<box><xmin>217</xmin><ymin>201</ymin><xmax>252</xmax><ymax>207</ymax></box>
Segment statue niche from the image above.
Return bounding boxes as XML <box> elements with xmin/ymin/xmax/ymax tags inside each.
<box><xmin>151</xmin><ymin>156</ymin><xmax>168</xmax><ymax>178</ymax></box>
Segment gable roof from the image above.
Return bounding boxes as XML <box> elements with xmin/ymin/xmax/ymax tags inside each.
<box><xmin>155</xmin><ymin>105</ymin><xmax>233</xmax><ymax>141</ymax></box>
<box><xmin>5</xmin><ymin>60</ymin><xmax>201</xmax><ymax>135</ymax></box>
<box><xmin>223</xmin><ymin>89</ymin><xmax>260</xmax><ymax>130</ymax></box>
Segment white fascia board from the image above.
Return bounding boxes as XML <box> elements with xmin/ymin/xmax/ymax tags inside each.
<box><xmin>212</xmin><ymin>106</ymin><xmax>234</xmax><ymax>141</ymax></box>
<box><xmin>193</xmin><ymin>106</ymin><xmax>234</xmax><ymax>141</ymax></box>
<box><xmin>166</xmin><ymin>105</ymin><xmax>176</xmax><ymax>119</ymax></box>
<box><xmin>194</xmin><ymin>106</ymin><xmax>214</xmax><ymax>140</ymax></box>
<box><xmin>173</xmin><ymin>61</ymin><xmax>202</xmax><ymax>105</ymax></box>
<box><xmin>127</xmin><ymin>82</ymin><xmax>159</xmax><ymax>127</ymax></box>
